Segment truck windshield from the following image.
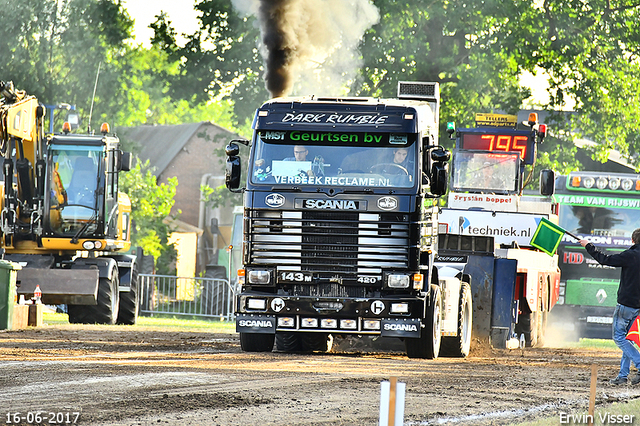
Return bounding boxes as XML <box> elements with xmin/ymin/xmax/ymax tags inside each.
<box><xmin>559</xmin><ymin>203</ymin><xmax>640</xmax><ymax>241</ymax></box>
<box><xmin>47</xmin><ymin>145</ymin><xmax>103</xmax><ymax>235</ymax></box>
<box><xmin>451</xmin><ymin>150</ymin><xmax>519</xmax><ymax>194</ymax></box>
<box><xmin>250</xmin><ymin>133</ymin><xmax>417</xmax><ymax>189</ymax></box>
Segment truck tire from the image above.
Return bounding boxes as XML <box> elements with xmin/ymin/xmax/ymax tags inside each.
<box><xmin>68</xmin><ymin>275</ymin><xmax>119</xmax><ymax>324</ymax></box>
<box><xmin>201</xmin><ymin>267</ymin><xmax>228</xmax><ymax>317</ymax></box>
<box><xmin>240</xmin><ymin>332</ymin><xmax>275</xmax><ymax>352</ymax></box>
<box><xmin>440</xmin><ymin>282</ymin><xmax>472</xmax><ymax>357</ymax></box>
<box><xmin>300</xmin><ymin>333</ymin><xmax>333</xmax><ymax>353</ymax></box>
<box><xmin>275</xmin><ymin>332</ymin><xmax>302</xmax><ymax>352</ymax></box>
<box><xmin>515</xmin><ymin>313</ymin><xmax>538</xmax><ymax>347</ymax></box>
<box><xmin>536</xmin><ymin>311</ymin><xmax>548</xmax><ymax>347</ymax></box>
<box><xmin>116</xmin><ymin>266</ymin><xmax>139</xmax><ymax>325</ymax></box>
<box><xmin>405</xmin><ymin>284</ymin><xmax>442</xmax><ymax>359</ymax></box>
<box><xmin>276</xmin><ymin>332</ymin><xmax>333</xmax><ymax>353</ymax></box>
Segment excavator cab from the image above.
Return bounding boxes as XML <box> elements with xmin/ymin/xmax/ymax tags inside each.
<box><xmin>47</xmin><ymin>146</ymin><xmax>101</xmax><ymax>234</ymax></box>
<box><xmin>42</xmin><ymin>131</ymin><xmax>129</xmax><ymax>248</ymax></box>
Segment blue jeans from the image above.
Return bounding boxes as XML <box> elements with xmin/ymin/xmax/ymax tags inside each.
<box><xmin>612</xmin><ymin>304</ymin><xmax>640</xmax><ymax>378</ymax></box>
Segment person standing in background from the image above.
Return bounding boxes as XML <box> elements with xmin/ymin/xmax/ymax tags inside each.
<box><xmin>580</xmin><ymin>230</ymin><xmax>640</xmax><ymax>385</ymax></box>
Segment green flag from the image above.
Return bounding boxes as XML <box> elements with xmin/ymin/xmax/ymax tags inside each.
<box><xmin>530</xmin><ymin>217</ymin><xmax>566</xmax><ymax>256</ymax></box>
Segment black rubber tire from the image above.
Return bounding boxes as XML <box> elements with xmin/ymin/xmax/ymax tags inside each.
<box><xmin>300</xmin><ymin>333</ymin><xmax>333</xmax><ymax>353</ymax></box>
<box><xmin>406</xmin><ymin>284</ymin><xmax>442</xmax><ymax>359</ymax></box>
<box><xmin>116</xmin><ymin>266</ymin><xmax>139</xmax><ymax>325</ymax></box>
<box><xmin>515</xmin><ymin>313</ymin><xmax>537</xmax><ymax>347</ymax></box>
<box><xmin>275</xmin><ymin>332</ymin><xmax>302</xmax><ymax>352</ymax></box>
<box><xmin>440</xmin><ymin>282</ymin><xmax>473</xmax><ymax>357</ymax></box>
<box><xmin>535</xmin><ymin>311</ymin><xmax>548</xmax><ymax>348</ymax></box>
<box><xmin>201</xmin><ymin>268</ymin><xmax>229</xmax><ymax>316</ymax></box>
<box><xmin>68</xmin><ymin>274</ymin><xmax>119</xmax><ymax>324</ymax></box>
<box><xmin>240</xmin><ymin>332</ymin><xmax>275</xmax><ymax>352</ymax></box>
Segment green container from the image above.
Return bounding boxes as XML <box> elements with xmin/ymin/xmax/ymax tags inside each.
<box><xmin>0</xmin><ymin>260</ymin><xmax>22</xmax><ymax>330</ymax></box>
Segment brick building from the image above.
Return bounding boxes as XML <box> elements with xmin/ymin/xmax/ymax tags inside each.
<box><xmin>117</xmin><ymin>122</ymin><xmax>241</xmax><ymax>273</ymax></box>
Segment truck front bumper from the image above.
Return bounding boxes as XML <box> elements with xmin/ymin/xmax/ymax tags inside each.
<box><xmin>236</xmin><ymin>293</ymin><xmax>425</xmax><ymax>338</ymax></box>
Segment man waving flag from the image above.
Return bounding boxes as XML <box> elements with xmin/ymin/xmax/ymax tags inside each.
<box><xmin>530</xmin><ymin>217</ymin><xmax>580</xmax><ymax>256</ymax></box>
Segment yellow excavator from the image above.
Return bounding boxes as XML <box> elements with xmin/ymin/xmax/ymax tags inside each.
<box><xmin>0</xmin><ymin>80</ymin><xmax>139</xmax><ymax>324</ymax></box>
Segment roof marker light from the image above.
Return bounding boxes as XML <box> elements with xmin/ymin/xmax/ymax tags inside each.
<box><xmin>596</xmin><ymin>177</ymin><xmax>608</xmax><ymax>190</ymax></box>
<box><xmin>609</xmin><ymin>178</ymin><xmax>620</xmax><ymax>190</ymax></box>
<box><xmin>583</xmin><ymin>176</ymin><xmax>595</xmax><ymax>189</ymax></box>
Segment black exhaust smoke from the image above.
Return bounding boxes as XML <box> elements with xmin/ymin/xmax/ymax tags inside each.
<box><xmin>233</xmin><ymin>0</ymin><xmax>379</xmax><ymax>98</ymax></box>
<box><xmin>258</xmin><ymin>0</ymin><xmax>295</xmax><ymax>97</ymax></box>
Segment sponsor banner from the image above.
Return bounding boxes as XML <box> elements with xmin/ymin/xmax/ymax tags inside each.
<box><xmin>556</xmin><ymin>194</ymin><xmax>640</xmax><ymax>210</ymax></box>
<box><xmin>236</xmin><ymin>314</ymin><xmax>276</xmax><ymax>334</ymax></box>
<box><xmin>273</xmin><ymin>174</ymin><xmax>397</xmax><ymax>187</ymax></box>
<box><xmin>439</xmin><ymin>208</ymin><xmax>542</xmax><ymax>247</ymax></box>
<box><xmin>559</xmin><ymin>232</ymin><xmax>632</xmax><ymax>248</ymax></box>
<box><xmin>448</xmin><ymin>193</ymin><xmax>518</xmax><ymax>212</ymax></box>
<box><xmin>381</xmin><ymin>318</ymin><xmax>421</xmax><ymax>338</ymax></box>
<box><xmin>474</xmin><ymin>113</ymin><xmax>517</xmax><ymax>128</ymax></box>
<box><xmin>259</xmin><ymin>111</ymin><xmax>405</xmax><ymax>127</ymax></box>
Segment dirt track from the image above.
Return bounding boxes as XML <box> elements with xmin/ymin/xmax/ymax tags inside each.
<box><xmin>1</xmin><ymin>324</ymin><xmax>639</xmax><ymax>426</ymax></box>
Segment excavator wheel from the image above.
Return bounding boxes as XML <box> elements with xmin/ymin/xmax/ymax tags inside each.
<box><xmin>116</xmin><ymin>265</ymin><xmax>139</xmax><ymax>325</ymax></box>
<box><xmin>68</xmin><ymin>275</ymin><xmax>119</xmax><ymax>324</ymax></box>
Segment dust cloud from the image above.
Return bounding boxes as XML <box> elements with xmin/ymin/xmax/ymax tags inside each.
<box><xmin>231</xmin><ymin>0</ymin><xmax>379</xmax><ymax>97</ymax></box>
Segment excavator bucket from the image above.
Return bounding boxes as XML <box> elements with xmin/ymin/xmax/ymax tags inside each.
<box><xmin>16</xmin><ymin>268</ymin><xmax>100</xmax><ymax>305</ymax></box>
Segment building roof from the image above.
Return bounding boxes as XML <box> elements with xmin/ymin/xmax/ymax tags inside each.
<box><xmin>117</xmin><ymin>122</ymin><xmax>227</xmax><ymax>176</ymax></box>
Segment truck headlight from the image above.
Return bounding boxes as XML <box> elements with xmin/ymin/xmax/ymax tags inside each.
<box><xmin>247</xmin><ymin>298</ymin><xmax>267</xmax><ymax>310</ymax></box>
<box><xmin>248</xmin><ymin>270</ymin><xmax>271</xmax><ymax>285</ymax></box>
<box><xmin>390</xmin><ymin>303</ymin><xmax>409</xmax><ymax>314</ymax></box>
<box><xmin>387</xmin><ymin>274</ymin><xmax>410</xmax><ymax>288</ymax></box>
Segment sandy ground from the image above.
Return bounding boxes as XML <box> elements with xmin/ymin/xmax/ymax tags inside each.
<box><xmin>1</xmin><ymin>324</ymin><xmax>639</xmax><ymax>426</ymax></box>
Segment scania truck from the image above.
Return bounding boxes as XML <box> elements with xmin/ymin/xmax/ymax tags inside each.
<box><xmin>225</xmin><ymin>82</ymin><xmax>470</xmax><ymax>359</ymax></box>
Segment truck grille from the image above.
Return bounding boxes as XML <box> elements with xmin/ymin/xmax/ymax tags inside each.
<box><xmin>248</xmin><ymin>209</ymin><xmax>410</xmax><ymax>282</ymax></box>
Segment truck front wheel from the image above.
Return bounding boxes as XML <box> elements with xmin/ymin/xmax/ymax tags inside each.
<box><xmin>406</xmin><ymin>284</ymin><xmax>442</xmax><ymax>359</ymax></box>
<box><xmin>275</xmin><ymin>332</ymin><xmax>301</xmax><ymax>352</ymax></box>
<box><xmin>440</xmin><ymin>282</ymin><xmax>472</xmax><ymax>357</ymax></box>
<box><xmin>240</xmin><ymin>332</ymin><xmax>275</xmax><ymax>352</ymax></box>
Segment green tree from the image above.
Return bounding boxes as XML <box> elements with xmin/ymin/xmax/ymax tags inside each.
<box><xmin>0</xmin><ymin>0</ymin><xmax>134</xmax><ymax>129</ymax></box>
<box><xmin>151</xmin><ymin>0</ymin><xmax>640</xmax><ymax>174</ymax></box>
<box><xmin>119</xmin><ymin>160</ymin><xmax>178</xmax><ymax>275</ymax></box>
<box><xmin>149</xmin><ymin>1</ymin><xmax>265</xmax><ymax>128</ymax></box>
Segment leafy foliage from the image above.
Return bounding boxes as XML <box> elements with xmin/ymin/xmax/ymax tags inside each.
<box><xmin>119</xmin><ymin>161</ymin><xmax>178</xmax><ymax>275</ymax></box>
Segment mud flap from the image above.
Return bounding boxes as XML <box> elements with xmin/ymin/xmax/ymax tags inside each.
<box><xmin>236</xmin><ymin>314</ymin><xmax>276</xmax><ymax>334</ymax></box>
<box><xmin>381</xmin><ymin>318</ymin><xmax>421</xmax><ymax>338</ymax></box>
<box><xmin>16</xmin><ymin>268</ymin><xmax>100</xmax><ymax>305</ymax></box>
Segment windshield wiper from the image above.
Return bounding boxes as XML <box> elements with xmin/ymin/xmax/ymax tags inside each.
<box><xmin>70</xmin><ymin>212</ymin><xmax>97</xmax><ymax>244</ymax></box>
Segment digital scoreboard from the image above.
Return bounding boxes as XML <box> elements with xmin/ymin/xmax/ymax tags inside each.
<box><xmin>458</xmin><ymin>130</ymin><xmax>535</xmax><ymax>165</ymax></box>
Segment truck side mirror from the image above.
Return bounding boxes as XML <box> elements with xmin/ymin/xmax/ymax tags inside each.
<box><xmin>225</xmin><ymin>143</ymin><xmax>242</xmax><ymax>191</ymax></box>
<box><xmin>430</xmin><ymin>162</ymin><xmax>448</xmax><ymax>196</ymax></box>
<box><xmin>540</xmin><ymin>169</ymin><xmax>555</xmax><ymax>196</ymax></box>
<box><xmin>119</xmin><ymin>151</ymin><xmax>132</xmax><ymax>171</ymax></box>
